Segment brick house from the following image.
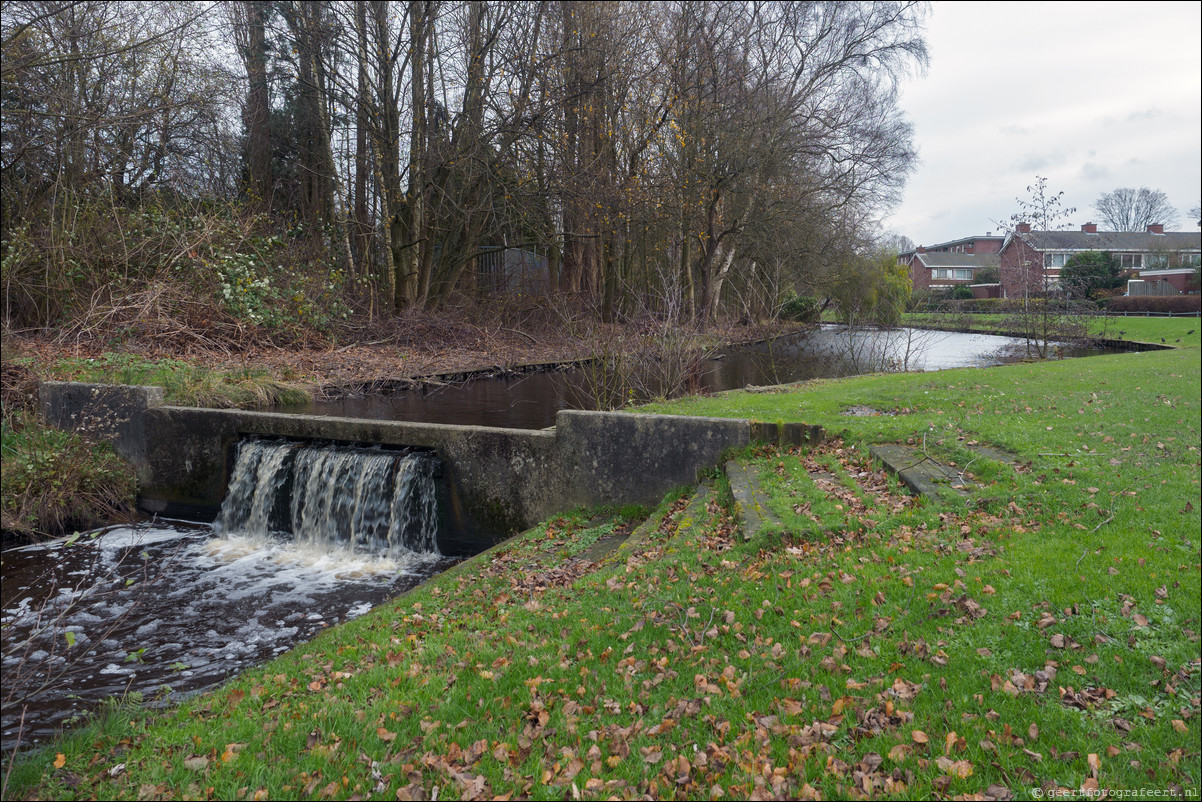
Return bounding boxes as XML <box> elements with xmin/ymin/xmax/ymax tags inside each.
<box><xmin>998</xmin><ymin>223</ymin><xmax>1201</xmax><ymax>297</ymax></box>
<box><xmin>900</xmin><ymin>234</ymin><xmax>1004</xmax><ymax>295</ymax></box>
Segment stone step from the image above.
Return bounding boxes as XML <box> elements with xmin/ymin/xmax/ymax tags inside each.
<box><xmin>671</xmin><ymin>481</ymin><xmax>715</xmax><ymax>542</ymax></box>
<box><xmin>725</xmin><ymin>460</ymin><xmax>785</xmax><ymax>541</ymax></box>
<box><xmin>578</xmin><ymin>531</ymin><xmax>630</xmax><ymax>563</ymax></box>
<box><xmin>869</xmin><ymin>444</ymin><xmax>971</xmax><ymax>500</ymax></box>
<box><xmin>614</xmin><ymin>482</ymin><xmax>712</xmax><ymax>556</ymax></box>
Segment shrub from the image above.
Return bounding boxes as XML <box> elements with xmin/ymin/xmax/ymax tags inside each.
<box><xmin>1</xmin><ymin>412</ymin><xmax>137</xmax><ymax>539</ymax></box>
<box><xmin>777</xmin><ymin>294</ymin><xmax>820</xmax><ymax>323</ymax></box>
<box><xmin>1</xmin><ymin>192</ymin><xmax>358</xmax><ymax>348</ymax></box>
<box><xmin>1103</xmin><ymin>295</ymin><xmax>1201</xmax><ymax>314</ymax></box>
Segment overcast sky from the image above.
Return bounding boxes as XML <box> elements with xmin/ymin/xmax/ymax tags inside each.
<box><xmin>884</xmin><ymin>0</ymin><xmax>1202</xmax><ymax>247</ymax></box>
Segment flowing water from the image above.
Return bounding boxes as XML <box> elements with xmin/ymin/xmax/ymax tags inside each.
<box><xmin>1</xmin><ymin>443</ymin><xmax>457</xmax><ymax>750</ymax></box>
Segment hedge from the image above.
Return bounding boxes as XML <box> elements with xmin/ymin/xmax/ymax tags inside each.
<box><xmin>1103</xmin><ymin>295</ymin><xmax>1201</xmax><ymax>314</ymax></box>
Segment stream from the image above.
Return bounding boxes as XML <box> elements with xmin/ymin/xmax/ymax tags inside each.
<box><xmin>284</xmin><ymin>326</ymin><xmax>1050</xmax><ymax>429</ymax></box>
<box><xmin>1</xmin><ymin>326</ymin><xmax>1105</xmax><ymax>751</ymax></box>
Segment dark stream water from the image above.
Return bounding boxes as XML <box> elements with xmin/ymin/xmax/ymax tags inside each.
<box><xmin>1</xmin><ymin>326</ymin><xmax>1101</xmax><ymax>751</ymax></box>
<box><xmin>284</xmin><ymin>326</ymin><xmax>1043</xmax><ymax>429</ymax></box>
<box><xmin>2</xmin><ymin>444</ymin><xmax>458</xmax><ymax>750</ymax></box>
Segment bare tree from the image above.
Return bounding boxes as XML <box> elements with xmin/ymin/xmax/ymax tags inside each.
<box><xmin>227</xmin><ymin>1</ymin><xmax>273</xmax><ymax>212</ymax></box>
<box><xmin>999</xmin><ymin>175</ymin><xmax>1086</xmax><ymax>358</ymax></box>
<box><xmin>1093</xmin><ymin>187</ymin><xmax>1180</xmax><ymax>231</ymax></box>
<box><xmin>2</xmin><ymin>0</ymin><xmax>933</xmax><ymax>325</ymax></box>
<box><xmin>1</xmin><ymin>1</ymin><xmax>228</xmax><ymax>210</ymax></box>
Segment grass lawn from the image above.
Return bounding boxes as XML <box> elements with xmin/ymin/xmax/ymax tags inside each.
<box><xmin>4</xmin><ymin>318</ymin><xmax>1199</xmax><ymax>800</ymax></box>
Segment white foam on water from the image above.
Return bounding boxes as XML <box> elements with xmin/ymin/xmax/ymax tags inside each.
<box><xmin>4</xmin><ymin>492</ymin><xmax>454</xmax><ymax>745</ymax></box>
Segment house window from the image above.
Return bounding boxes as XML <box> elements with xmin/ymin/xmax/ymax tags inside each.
<box><xmin>931</xmin><ymin>268</ymin><xmax>973</xmax><ymax>280</ymax></box>
<box><xmin>1043</xmin><ymin>252</ymin><xmax>1069</xmax><ymax>268</ymax></box>
<box><xmin>1119</xmin><ymin>253</ymin><xmax>1143</xmax><ymax>269</ymax></box>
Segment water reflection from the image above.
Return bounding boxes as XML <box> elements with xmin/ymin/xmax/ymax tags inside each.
<box><xmin>288</xmin><ymin>327</ymin><xmax>1043</xmax><ymax>429</ymax></box>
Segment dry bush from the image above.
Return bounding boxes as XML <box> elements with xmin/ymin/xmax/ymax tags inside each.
<box><xmin>1</xmin><ymin>194</ymin><xmax>362</xmax><ymax>355</ymax></box>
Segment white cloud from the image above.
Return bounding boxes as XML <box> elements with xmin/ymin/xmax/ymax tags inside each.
<box><xmin>886</xmin><ymin>0</ymin><xmax>1202</xmax><ymax>242</ymax></box>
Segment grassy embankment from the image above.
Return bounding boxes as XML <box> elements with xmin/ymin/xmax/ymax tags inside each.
<box><xmin>4</xmin><ymin>318</ymin><xmax>1200</xmax><ymax>799</ymax></box>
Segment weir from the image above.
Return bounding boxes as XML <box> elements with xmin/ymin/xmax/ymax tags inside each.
<box><xmin>215</xmin><ymin>440</ymin><xmax>441</xmax><ymax>558</ymax></box>
<box><xmin>40</xmin><ymin>382</ymin><xmax>823</xmax><ymax>550</ymax></box>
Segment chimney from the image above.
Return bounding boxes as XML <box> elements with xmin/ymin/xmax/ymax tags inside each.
<box><xmin>1081</xmin><ymin>222</ymin><xmax>1098</xmax><ymax>233</ymax></box>
<box><xmin>1015</xmin><ymin>222</ymin><xmax>1031</xmax><ymax>234</ymax></box>
<box><xmin>1147</xmin><ymin>223</ymin><xmax>1165</xmax><ymax>234</ymax></box>
<box><xmin>916</xmin><ymin>245</ymin><xmax>927</xmax><ymax>253</ymax></box>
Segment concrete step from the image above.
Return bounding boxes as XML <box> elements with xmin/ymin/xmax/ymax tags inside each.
<box><xmin>869</xmin><ymin>444</ymin><xmax>972</xmax><ymax>500</ymax></box>
<box><xmin>671</xmin><ymin>481</ymin><xmax>716</xmax><ymax>542</ymax></box>
<box><xmin>725</xmin><ymin>460</ymin><xmax>785</xmax><ymax>541</ymax></box>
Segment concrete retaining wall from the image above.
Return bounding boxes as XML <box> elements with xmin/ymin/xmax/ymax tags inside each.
<box><xmin>40</xmin><ymin>382</ymin><xmax>822</xmax><ymax>550</ymax></box>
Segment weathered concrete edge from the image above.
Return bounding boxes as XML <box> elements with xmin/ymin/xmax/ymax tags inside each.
<box><xmin>40</xmin><ymin>382</ymin><xmax>827</xmax><ymax>553</ymax></box>
<box><xmin>40</xmin><ymin>381</ymin><xmax>165</xmax><ymax>485</ymax></box>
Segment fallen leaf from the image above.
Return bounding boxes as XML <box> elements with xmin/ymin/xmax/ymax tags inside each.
<box><xmin>935</xmin><ymin>755</ymin><xmax>974</xmax><ymax>779</ymax></box>
<box><xmin>53</xmin><ymin>753</ymin><xmax>66</xmax><ymax>769</ymax></box>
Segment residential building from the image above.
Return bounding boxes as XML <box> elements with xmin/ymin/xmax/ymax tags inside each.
<box><xmin>998</xmin><ymin>223</ymin><xmax>1201</xmax><ymax>297</ymax></box>
<box><xmin>899</xmin><ymin>234</ymin><xmax>1004</xmax><ymax>296</ymax></box>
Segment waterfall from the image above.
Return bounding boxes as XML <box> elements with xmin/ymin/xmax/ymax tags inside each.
<box><xmin>214</xmin><ymin>440</ymin><xmax>441</xmax><ymax>557</ymax></box>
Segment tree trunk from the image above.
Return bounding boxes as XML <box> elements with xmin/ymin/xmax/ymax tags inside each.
<box><xmin>399</xmin><ymin>0</ymin><xmax>429</xmax><ymax>309</ymax></box>
<box><xmin>353</xmin><ymin>2</ymin><xmax>371</xmax><ymax>280</ymax></box>
<box><xmin>244</xmin><ymin>1</ymin><xmax>272</xmax><ymax>211</ymax></box>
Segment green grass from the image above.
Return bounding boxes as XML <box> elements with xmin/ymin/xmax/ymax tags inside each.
<box><xmin>4</xmin><ymin>319</ymin><xmax>1199</xmax><ymax>799</ymax></box>
<box><xmin>27</xmin><ymin>352</ymin><xmax>312</xmax><ymax>409</ymax></box>
<box><xmin>904</xmin><ymin>311</ymin><xmax>1198</xmax><ymax>345</ymax></box>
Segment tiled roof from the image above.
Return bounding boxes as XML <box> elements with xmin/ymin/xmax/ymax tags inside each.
<box><xmin>1018</xmin><ymin>231</ymin><xmax>1201</xmax><ymax>252</ymax></box>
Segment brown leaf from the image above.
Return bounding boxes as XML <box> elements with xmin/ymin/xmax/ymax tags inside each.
<box><xmin>377</xmin><ymin>727</ymin><xmax>397</xmax><ymax>742</ymax></box>
<box><xmin>911</xmin><ymin>730</ymin><xmax>929</xmax><ymax>745</ymax></box>
<box><xmin>935</xmin><ymin>756</ymin><xmax>974</xmax><ymax>779</ymax></box>
<box><xmin>183</xmin><ymin>755</ymin><xmax>209</xmax><ymax>771</ymax></box>
<box><xmin>395</xmin><ymin>782</ymin><xmax>428</xmax><ymax>800</ymax></box>
<box><xmin>53</xmin><ymin>753</ymin><xmax>66</xmax><ymax>769</ymax></box>
<box><xmin>640</xmin><ymin>746</ymin><xmax>663</xmax><ymax>764</ymax></box>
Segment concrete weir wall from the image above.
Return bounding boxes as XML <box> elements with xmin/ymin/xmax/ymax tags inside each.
<box><xmin>41</xmin><ymin>381</ymin><xmax>821</xmax><ymax>549</ymax></box>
